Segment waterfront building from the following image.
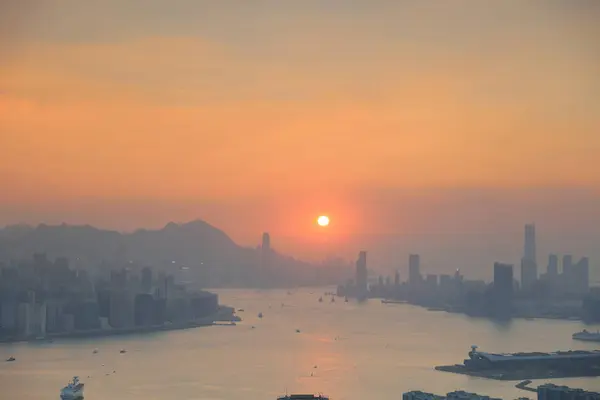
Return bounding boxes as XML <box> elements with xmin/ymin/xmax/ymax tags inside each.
<box><xmin>447</xmin><ymin>391</ymin><xmax>501</xmax><ymax>400</ymax></box>
<box><xmin>538</xmin><ymin>384</ymin><xmax>600</xmax><ymax>400</ymax></box>
<box><xmin>141</xmin><ymin>267</ymin><xmax>153</xmax><ymax>293</ymax></box>
<box><xmin>521</xmin><ymin>258</ymin><xmax>537</xmax><ymax>291</ymax></box>
<box><xmin>403</xmin><ymin>391</ymin><xmax>444</xmax><ymax>400</ymax></box>
<box><xmin>547</xmin><ymin>254</ymin><xmax>558</xmax><ymax>277</ymax></box>
<box><xmin>109</xmin><ymin>290</ymin><xmax>135</xmax><ymax>328</ymax></box>
<box><xmin>355</xmin><ymin>251</ymin><xmax>368</xmax><ymax>298</ymax></box>
<box><xmin>409</xmin><ymin>254</ymin><xmax>421</xmax><ymax>285</ymax></box>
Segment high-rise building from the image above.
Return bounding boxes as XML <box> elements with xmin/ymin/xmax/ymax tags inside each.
<box><xmin>394</xmin><ymin>270</ymin><xmax>400</xmax><ymax>286</ymax></box>
<box><xmin>492</xmin><ymin>263</ymin><xmax>514</xmax><ymax>317</ymax></box>
<box><xmin>563</xmin><ymin>254</ymin><xmax>573</xmax><ymax>275</ymax></box>
<box><xmin>261</xmin><ymin>232</ymin><xmax>271</xmax><ymax>268</ymax></box>
<box><xmin>521</xmin><ymin>258</ymin><xmax>537</xmax><ymax>291</ymax></box>
<box><xmin>355</xmin><ymin>251</ymin><xmax>367</xmax><ymax>297</ymax></box>
<box><xmin>409</xmin><ymin>254</ymin><xmax>421</xmax><ymax>285</ymax></box>
<box><xmin>141</xmin><ymin>267</ymin><xmax>153</xmax><ymax>293</ymax></box>
<box><xmin>521</xmin><ymin>224</ymin><xmax>537</xmax><ymax>290</ymax></box>
<box><xmin>524</xmin><ymin>224</ymin><xmax>537</xmax><ymax>264</ymax></box>
<box><xmin>573</xmin><ymin>257</ymin><xmax>590</xmax><ymax>294</ymax></box>
<box><xmin>547</xmin><ymin>254</ymin><xmax>558</xmax><ymax>276</ymax></box>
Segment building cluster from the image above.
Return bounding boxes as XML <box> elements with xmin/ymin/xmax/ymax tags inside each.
<box><xmin>0</xmin><ymin>254</ymin><xmax>220</xmax><ymax>340</ymax></box>
<box><xmin>403</xmin><ymin>384</ymin><xmax>599</xmax><ymax>400</ymax></box>
<box><xmin>337</xmin><ymin>224</ymin><xmax>595</xmax><ymax>320</ymax></box>
<box><xmin>403</xmin><ymin>390</ymin><xmax>500</xmax><ymax>400</ymax></box>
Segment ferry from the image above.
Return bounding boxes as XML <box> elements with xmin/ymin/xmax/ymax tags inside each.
<box><xmin>278</xmin><ymin>394</ymin><xmax>329</xmax><ymax>400</ymax></box>
<box><xmin>60</xmin><ymin>376</ymin><xmax>84</xmax><ymax>400</ymax></box>
<box><xmin>573</xmin><ymin>329</ymin><xmax>600</xmax><ymax>342</ymax></box>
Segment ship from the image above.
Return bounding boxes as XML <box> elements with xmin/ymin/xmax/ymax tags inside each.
<box><xmin>573</xmin><ymin>329</ymin><xmax>600</xmax><ymax>342</ymax></box>
<box><xmin>278</xmin><ymin>394</ymin><xmax>329</xmax><ymax>400</ymax></box>
<box><xmin>464</xmin><ymin>345</ymin><xmax>600</xmax><ymax>370</ymax></box>
<box><xmin>60</xmin><ymin>376</ymin><xmax>84</xmax><ymax>400</ymax></box>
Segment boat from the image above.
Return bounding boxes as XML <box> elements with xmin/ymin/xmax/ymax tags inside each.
<box><xmin>278</xmin><ymin>394</ymin><xmax>329</xmax><ymax>400</ymax></box>
<box><xmin>344</xmin><ymin>297</ymin><xmax>348</xmax><ymax>303</ymax></box>
<box><xmin>318</xmin><ymin>297</ymin><xmax>323</xmax><ymax>303</ymax></box>
<box><xmin>296</xmin><ymin>329</ymin><xmax>301</xmax><ymax>333</ymax></box>
<box><xmin>60</xmin><ymin>376</ymin><xmax>84</xmax><ymax>400</ymax></box>
<box><xmin>573</xmin><ymin>329</ymin><xmax>600</xmax><ymax>342</ymax></box>
<box><xmin>258</xmin><ymin>312</ymin><xmax>263</xmax><ymax>319</ymax></box>
<box><xmin>120</xmin><ymin>349</ymin><xmax>127</xmax><ymax>354</ymax></box>
<box><xmin>330</xmin><ymin>297</ymin><xmax>335</xmax><ymax>303</ymax></box>
<box><xmin>6</xmin><ymin>356</ymin><xmax>15</xmax><ymax>362</ymax></box>
<box><xmin>92</xmin><ymin>348</ymin><xmax>98</xmax><ymax>354</ymax></box>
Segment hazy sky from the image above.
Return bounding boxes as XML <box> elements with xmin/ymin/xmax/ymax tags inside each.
<box><xmin>1</xmin><ymin>1</ymin><xmax>599</xmax><ymax>267</ymax></box>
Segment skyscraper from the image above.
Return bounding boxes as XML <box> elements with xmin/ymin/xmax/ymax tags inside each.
<box><xmin>261</xmin><ymin>232</ymin><xmax>271</xmax><ymax>270</ymax></box>
<box><xmin>492</xmin><ymin>262</ymin><xmax>514</xmax><ymax>317</ymax></box>
<box><xmin>409</xmin><ymin>254</ymin><xmax>421</xmax><ymax>285</ymax></box>
<box><xmin>521</xmin><ymin>224</ymin><xmax>537</xmax><ymax>290</ymax></box>
<box><xmin>524</xmin><ymin>224</ymin><xmax>537</xmax><ymax>264</ymax></box>
<box><xmin>355</xmin><ymin>251</ymin><xmax>367</xmax><ymax>297</ymax></box>
<box><xmin>547</xmin><ymin>254</ymin><xmax>558</xmax><ymax>276</ymax></box>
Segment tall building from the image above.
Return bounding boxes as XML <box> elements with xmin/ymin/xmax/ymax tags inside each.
<box><xmin>494</xmin><ymin>263</ymin><xmax>514</xmax><ymax>297</ymax></box>
<box><xmin>573</xmin><ymin>257</ymin><xmax>590</xmax><ymax>294</ymax></box>
<box><xmin>409</xmin><ymin>254</ymin><xmax>421</xmax><ymax>285</ymax></box>
<box><xmin>261</xmin><ymin>232</ymin><xmax>271</xmax><ymax>268</ymax></box>
<box><xmin>394</xmin><ymin>270</ymin><xmax>400</xmax><ymax>286</ymax></box>
<box><xmin>524</xmin><ymin>224</ymin><xmax>537</xmax><ymax>264</ymax></box>
<box><xmin>141</xmin><ymin>267</ymin><xmax>153</xmax><ymax>293</ymax></box>
<box><xmin>563</xmin><ymin>254</ymin><xmax>573</xmax><ymax>276</ymax></box>
<box><xmin>492</xmin><ymin>262</ymin><xmax>514</xmax><ymax>317</ymax></box>
<box><xmin>521</xmin><ymin>224</ymin><xmax>537</xmax><ymax>290</ymax></box>
<box><xmin>355</xmin><ymin>251</ymin><xmax>368</xmax><ymax>297</ymax></box>
<box><xmin>520</xmin><ymin>258</ymin><xmax>537</xmax><ymax>291</ymax></box>
<box><xmin>547</xmin><ymin>254</ymin><xmax>558</xmax><ymax>276</ymax></box>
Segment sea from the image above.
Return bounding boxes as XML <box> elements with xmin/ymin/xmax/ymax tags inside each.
<box><xmin>1</xmin><ymin>288</ymin><xmax>600</xmax><ymax>400</ymax></box>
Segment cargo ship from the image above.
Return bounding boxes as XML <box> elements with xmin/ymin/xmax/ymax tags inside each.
<box><xmin>436</xmin><ymin>345</ymin><xmax>600</xmax><ymax>380</ymax></box>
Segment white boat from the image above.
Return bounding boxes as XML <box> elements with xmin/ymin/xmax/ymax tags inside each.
<box><xmin>573</xmin><ymin>329</ymin><xmax>600</xmax><ymax>342</ymax></box>
<box><xmin>60</xmin><ymin>376</ymin><xmax>84</xmax><ymax>400</ymax></box>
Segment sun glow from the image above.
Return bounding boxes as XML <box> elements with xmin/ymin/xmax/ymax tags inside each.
<box><xmin>317</xmin><ymin>215</ymin><xmax>330</xmax><ymax>227</ymax></box>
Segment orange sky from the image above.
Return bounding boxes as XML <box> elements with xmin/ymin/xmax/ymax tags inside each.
<box><xmin>1</xmin><ymin>1</ymin><xmax>599</xmax><ymax>262</ymax></box>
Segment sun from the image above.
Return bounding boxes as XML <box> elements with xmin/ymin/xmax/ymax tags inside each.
<box><xmin>317</xmin><ymin>215</ymin><xmax>330</xmax><ymax>227</ymax></box>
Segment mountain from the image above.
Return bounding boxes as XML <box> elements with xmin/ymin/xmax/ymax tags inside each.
<box><xmin>0</xmin><ymin>220</ymin><xmax>345</xmax><ymax>287</ymax></box>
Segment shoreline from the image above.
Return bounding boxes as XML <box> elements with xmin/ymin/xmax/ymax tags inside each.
<box><xmin>435</xmin><ymin>364</ymin><xmax>600</xmax><ymax>381</ymax></box>
<box><xmin>0</xmin><ymin>308</ymin><xmax>237</xmax><ymax>345</ymax></box>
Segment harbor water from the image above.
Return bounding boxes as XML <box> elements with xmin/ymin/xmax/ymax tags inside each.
<box><xmin>1</xmin><ymin>288</ymin><xmax>599</xmax><ymax>400</ymax></box>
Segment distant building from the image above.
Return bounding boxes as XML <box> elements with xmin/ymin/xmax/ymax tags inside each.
<box><xmin>521</xmin><ymin>224</ymin><xmax>537</xmax><ymax>290</ymax></box>
<box><xmin>447</xmin><ymin>391</ymin><xmax>501</xmax><ymax>400</ymax></box>
<box><xmin>403</xmin><ymin>391</ymin><xmax>444</xmax><ymax>400</ymax></box>
<box><xmin>573</xmin><ymin>257</ymin><xmax>590</xmax><ymax>294</ymax></box>
<box><xmin>426</xmin><ymin>274</ymin><xmax>438</xmax><ymax>287</ymax></box>
<box><xmin>563</xmin><ymin>254</ymin><xmax>573</xmax><ymax>276</ymax></box>
<box><xmin>355</xmin><ymin>251</ymin><xmax>368</xmax><ymax>297</ymax></box>
<box><xmin>394</xmin><ymin>270</ymin><xmax>400</xmax><ymax>286</ymax></box>
<box><xmin>141</xmin><ymin>267</ymin><xmax>153</xmax><ymax>293</ymax></box>
<box><xmin>538</xmin><ymin>384</ymin><xmax>600</xmax><ymax>400</ymax></box>
<box><xmin>409</xmin><ymin>254</ymin><xmax>421</xmax><ymax>285</ymax></box>
<box><xmin>494</xmin><ymin>263</ymin><xmax>513</xmax><ymax>296</ymax></box>
<box><xmin>521</xmin><ymin>258</ymin><xmax>537</xmax><ymax>291</ymax></box>
<box><xmin>134</xmin><ymin>294</ymin><xmax>155</xmax><ymax>326</ymax></box>
<box><xmin>547</xmin><ymin>254</ymin><xmax>558</xmax><ymax>277</ymax></box>
<box><xmin>524</xmin><ymin>224</ymin><xmax>537</xmax><ymax>264</ymax></box>
<box><xmin>492</xmin><ymin>263</ymin><xmax>514</xmax><ymax>317</ymax></box>
<box><xmin>109</xmin><ymin>290</ymin><xmax>135</xmax><ymax>329</ymax></box>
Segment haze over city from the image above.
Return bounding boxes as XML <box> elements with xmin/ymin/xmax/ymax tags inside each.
<box><xmin>1</xmin><ymin>1</ymin><xmax>600</xmax><ymax>274</ymax></box>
